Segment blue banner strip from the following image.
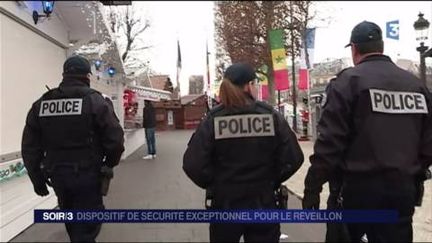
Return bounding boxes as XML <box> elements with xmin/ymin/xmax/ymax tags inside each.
<box><xmin>34</xmin><ymin>209</ymin><xmax>398</xmax><ymax>223</ymax></box>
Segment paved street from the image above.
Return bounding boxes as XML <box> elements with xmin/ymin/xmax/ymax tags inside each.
<box><xmin>10</xmin><ymin>130</ymin><xmax>432</xmax><ymax>242</ymax></box>
<box><xmin>12</xmin><ymin>130</ymin><xmax>325</xmax><ymax>242</ymax></box>
<box><xmin>288</xmin><ymin>141</ymin><xmax>432</xmax><ymax>243</ymax></box>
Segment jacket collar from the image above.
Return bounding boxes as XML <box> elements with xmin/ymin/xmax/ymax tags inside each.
<box><xmin>59</xmin><ymin>78</ymin><xmax>90</xmax><ymax>88</ymax></box>
<box><xmin>358</xmin><ymin>54</ymin><xmax>393</xmax><ymax>65</ymax></box>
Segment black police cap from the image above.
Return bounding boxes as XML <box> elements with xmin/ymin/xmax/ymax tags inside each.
<box><xmin>63</xmin><ymin>55</ymin><xmax>92</xmax><ymax>75</ymax></box>
<box><xmin>345</xmin><ymin>21</ymin><xmax>383</xmax><ymax>48</ymax></box>
<box><xmin>223</xmin><ymin>63</ymin><xmax>257</xmax><ymax>86</ymax></box>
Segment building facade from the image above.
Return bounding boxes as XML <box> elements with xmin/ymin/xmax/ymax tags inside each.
<box><xmin>0</xmin><ymin>1</ymin><xmax>129</xmax><ymax>240</ymax></box>
<box><xmin>189</xmin><ymin>75</ymin><xmax>204</xmax><ymax>95</ymax></box>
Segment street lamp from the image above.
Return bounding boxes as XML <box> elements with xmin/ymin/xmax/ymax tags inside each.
<box><xmin>94</xmin><ymin>60</ymin><xmax>102</xmax><ymax>71</ymax></box>
<box><xmin>413</xmin><ymin>12</ymin><xmax>430</xmax><ymax>83</ymax></box>
<box><xmin>108</xmin><ymin>67</ymin><xmax>116</xmax><ymax>78</ymax></box>
<box><xmin>32</xmin><ymin>1</ymin><xmax>55</xmax><ymax>25</ymax></box>
<box><xmin>94</xmin><ymin>60</ymin><xmax>102</xmax><ymax>80</ymax></box>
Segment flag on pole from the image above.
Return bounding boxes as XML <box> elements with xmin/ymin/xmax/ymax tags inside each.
<box><xmin>176</xmin><ymin>40</ymin><xmax>182</xmax><ymax>92</ymax></box>
<box><xmin>298</xmin><ymin>47</ymin><xmax>309</xmax><ymax>90</ymax></box>
<box><xmin>298</xmin><ymin>68</ymin><xmax>309</xmax><ymax>90</ymax></box>
<box><xmin>298</xmin><ymin>28</ymin><xmax>316</xmax><ymax>90</ymax></box>
<box><xmin>206</xmin><ymin>40</ymin><xmax>210</xmax><ymax>91</ymax></box>
<box><xmin>269</xmin><ymin>29</ymin><xmax>289</xmax><ymax>91</ymax></box>
<box><xmin>257</xmin><ymin>72</ymin><xmax>269</xmax><ymax>101</ymax></box>
<box><xmin>304</xmin><ymin>28</ymin><xmax>316</xmax><ymax>68</ymax></box>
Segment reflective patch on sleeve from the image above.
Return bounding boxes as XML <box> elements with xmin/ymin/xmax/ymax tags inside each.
<box><xmin>369</xmin><ymin>89</ymin><xmax>428</xmax><ymax>114</ymax></box>
<box><xmin>214</xmin><ymin>114</ymin><xmax>275</xmax><ymax>140</ymax></box>
<box><xmin>39</xmin><ymin>99</ymin><xmax>83</xmax><ymax>117</ymax></box>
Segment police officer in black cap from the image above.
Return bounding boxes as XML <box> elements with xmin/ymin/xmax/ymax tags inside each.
<box><xmin>183</xmin><ymin>63</ymin><xmax>304</xmax><ymax>242</ymax></box>
<box><xmin>303</xmin><ymin>21</ymin><xmax>432</xmax><ymax>242</ymax></box>
<box><xmin>22</xmin><ymin>55</ymin><xmax>125</xmax><ymax>242</ymax></box>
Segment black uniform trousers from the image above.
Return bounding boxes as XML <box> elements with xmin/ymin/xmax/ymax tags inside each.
<box><xmin>210</xmin><ymin>222</ymin><xmax>280</xmax><ymax>243</ymax></box>
<box><xmin>209</xmin><ymin>183</ymin><xmax>280</xmax><ymax>243</ymax></box>
<box><xmin>325</xmin><ymin>193</ymin><xmax>350</xmax><ymax>242</ymax></box>
<box><xmin>50</xmin><ymin>168</ymin><xmax>104</xmax><ymax>243</ymax></box>
<box><xmin>341</xmin><ymin>173</ymin><xmax>416</xmax><ymax>243</ymax></box>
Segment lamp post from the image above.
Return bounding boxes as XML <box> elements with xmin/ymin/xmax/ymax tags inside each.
<box><xmin>32</xmin><ymin>1</ymin><xmax>55</xmax><ymax>25</ymax></box>
<box><xmin>413</xmin><ymin>12</ymin><xmax>430</xmax><ymax>83</ymax></box>
<box><xmin>94</xmin><ymin>60</ymin><xmax>102</xmax><ymax>71</ymax></box>
<box><xmin>108</xmin><ymin>67</ymin><xmax>116</xmax><ymax>78</ymax></box>
<box><xmin>94</xmin><ymin>60</ymin><xmax>102</xmax><ymax>80</ymax></box>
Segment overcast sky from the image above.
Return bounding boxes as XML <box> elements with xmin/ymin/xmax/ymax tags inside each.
<box><xmin>134</xmin><ymin>1</ymin><xmax>432</xmax><ymax>95</ymax></box>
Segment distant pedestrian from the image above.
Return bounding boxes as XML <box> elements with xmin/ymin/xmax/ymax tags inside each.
<box><xmin>143</xmin><ymin>100</ymin><xmax>157</xmax><ymax>159</ymax></box>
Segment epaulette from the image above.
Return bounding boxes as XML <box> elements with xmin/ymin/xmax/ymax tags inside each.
<box><xmin>91</xmin><ymin>88</ymin><xmax>101</xmax><ymax>95</ymax></box>
<box><xmin>329</xmin><ymin>67</ymin><xmax>352</xmax><ymax>83</ymax></box>
<box><xmin>256</xmin><ymin>101</ymin><xmax>274</xmax><ymax>112</ymax></box>
<box><xmin>41</xmin><ymin>87</ymin><xmax>59</xmax><ymax>99</ymax></box>
<box><xmin>209</xmin><ymin>104</ymin><xmax>224</xmax><ymax>117</ymax></box>
<box><xmin>336</xmin><ymin>67</ymin><xmax>352</xmax><ymax>77</ymax></box>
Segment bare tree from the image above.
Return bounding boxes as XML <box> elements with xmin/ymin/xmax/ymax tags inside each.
<box><xmin>107</xmin><ymin>4</ymin><xmax>152</xmax><ymax>75</ymax></box>
<box><xmin>214</xmin><ymin>1</ymin><xmax>318</xmax><ymax>105</ymax></box>
<box><xmin>119</xmin><ymin>6</ymin><xmax>151</xmax><ymax>62</ymax></box>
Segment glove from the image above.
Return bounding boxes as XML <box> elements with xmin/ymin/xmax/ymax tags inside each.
<box><xmin>34</xmin><ymin>183</ymin><xmax>49</xmax><ymax>197</ymax></box>
<box><xmin>302</xmin><ymin>192</ymin><xmax>320</xmax><ymax>209</ymax></box>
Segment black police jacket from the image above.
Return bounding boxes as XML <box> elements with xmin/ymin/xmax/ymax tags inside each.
<box><xmin>305</xmin><ymin>54</ymin><xmax>432</xmax><ymax>194</ymax></box>
<box><xmin>183</xmin><ymin>98</ymin><xmax>304</xmax><ymax>190</ymax></box>
<box><xmin>22</xmin><ymin>78</ymin><xmax>125</xmax><ymax>188</ymax></box>
<box><xmin>143</xmin><ymin>104</ymin><xmax>156</xmax><ymax>129</ymax></box>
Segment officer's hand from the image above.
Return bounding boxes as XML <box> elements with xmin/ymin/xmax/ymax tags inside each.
<box><xmin>302</xmin><ymin>192</ymin><xmax>320</xmax><ymax>209</ymax></box>
<box><xmin>34</xmin><ymin>184</ymin><xmax>49</xmax><ymax>196</ymax></box>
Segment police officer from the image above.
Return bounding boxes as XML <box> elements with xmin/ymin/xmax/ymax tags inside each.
<box><xmin>302</xmin><ymin>21</ymin><xmax>432</xmax><ymax>242</ymax></box>
<box><xmin>22</xmin><ymin>55</ymin><xmax>125</xmax><ymax>242</ymax></box>
<box><xmin>183</xmin><ymin>63</ymin><xmax>304</xmax><ymax>242</ymax></box>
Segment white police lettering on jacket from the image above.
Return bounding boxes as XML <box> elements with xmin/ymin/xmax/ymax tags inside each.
<box><xmin>39</xmin><ymin>99</ymin><xmax>83</xmax><ymax>117</ymax></box>
<box><xmin>214</xmin><ymin>114</ymin><xmax>275</xmax><ymax>140</ymax></box>
<box><xmin>369</xmin><ymin>89</ymin><xmax>428</xmax><ymax>114</ymax></box>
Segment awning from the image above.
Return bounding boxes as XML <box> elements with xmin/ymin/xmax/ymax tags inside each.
<box><xmin>127</xmin><ymin>85</ymin><xmax>172</xmax><ymax>101</ymax></box>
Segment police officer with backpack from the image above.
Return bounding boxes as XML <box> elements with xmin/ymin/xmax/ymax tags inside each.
<box><xmin>183</xmin><ymin>63</ymin><xmax>304</xmax><ymax>242</ymax></box>
<box><xmin>22</xmin><ymin>55</ymin><xmax>125</xmax><ymax>242</ymax></box>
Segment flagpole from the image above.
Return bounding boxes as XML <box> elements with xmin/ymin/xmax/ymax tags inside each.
<box><xmin>206</xmin><ymin>38</ymin><xmax>212</xmax><ymax>110</ymax></box>
<box><xmin>307</xmin><ymin>69</ymin><xmax>311</xmax><ymax>139</ymax></box>
<box><xmin>176</xmin><ymin>38</ymin><xmax>181</xmax><ymax>99</ymax></box>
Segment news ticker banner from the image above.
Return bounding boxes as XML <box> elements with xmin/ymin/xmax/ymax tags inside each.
<box><xmin>35</xmin><ymin>209</ymin><xmax>398</xmax><ymax>223</ymax></box>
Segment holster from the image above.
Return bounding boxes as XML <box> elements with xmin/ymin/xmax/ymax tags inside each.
<box><xmin>415</xmin><ymin>168</ymin><xmax>431</xmax><ymax>207</ymax></box>
<box><xmin>100</xmin><ymin>166</ymin><xmax>113</xmax><ymax>196</ymax></box>
<box><xmin>326</xmin><ymin>180</ymin><xmax>350</xmax><ymax>243</ymax></box>
<box><xmin>40</xmin><ymin>163</ymin><xmax>53</xmax><ymax>187</ymax></box>
<box><xmin>275</xmin><ymin>185</ymin><xmax>289</xmax><ymax>209</ymax></box>
<box><xmin>205</xmin><ymin>188</ymin><xmax>214</xmax><ymax>209</ymax></box>
<box><xmin>328</xmin><ymin>180</ymin><xmax>343</xmax><ymax>209</ymax></box>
